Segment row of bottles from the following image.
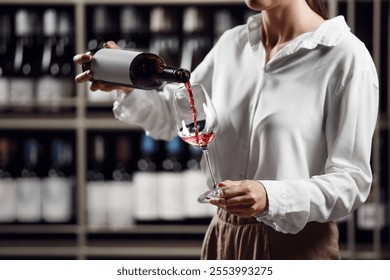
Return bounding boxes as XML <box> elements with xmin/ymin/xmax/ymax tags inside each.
<box><xmin>3</xmin><ymin>129</ymin><xmax>386</xmax><ymax>239</ymax></box>
<box><xmin>86</xmin><ymin>132</ymin><xmax>215</xmax><ymax>229</ymax></box>
<box><xmin>0</xmin><ymin>133</ymin><xmax>75</xmax><ymax>223</ymax></box>
<box><xmin>0</xmin><ymin>130</ymin><xmax>216</xmax><ymax>227</ymax></box>
<box><xmin>0</xmin><ymin>5</ymin><xmax>75</xmax><ymax>113</ymax></box>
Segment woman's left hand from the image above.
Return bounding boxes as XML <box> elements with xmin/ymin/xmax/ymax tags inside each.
<box><xmin>210</xmin><ymin>180</ymin><xmax>268</xmax><ymax>218</ymax></box>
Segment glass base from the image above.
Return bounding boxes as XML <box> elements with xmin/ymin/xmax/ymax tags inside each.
<box><xmin>197</xmin><ymin>186</ymin><xmax>229</xmax><ymax>203</ymax></box>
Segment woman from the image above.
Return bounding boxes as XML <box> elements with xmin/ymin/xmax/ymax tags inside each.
<box><xmin>74</xmin><ymin>0</ymin><xmax>379</xmax><ymax>259</ymax></box>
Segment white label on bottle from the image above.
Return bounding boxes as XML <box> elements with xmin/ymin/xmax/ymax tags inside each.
<box><xmin>87</xmin><ymin>181</ymin><xmax>107</xmax><ymax>228</ymax></box>
<box><xmin>91</xmin><ymin>48</ymin><xmax>141</xmax><ymax>86</ymax></box>
<box><xmin>0</xmin><ymin>178</ymin><xmax>17</xmax><ymax>222</ymax></box>
<box><xmin>157</xmin><ymin>172</ymin><xmax>184</xmax><ymax>220</ymax></box>
<box><xmin>357</xmin><ymin>203</ymin><xmax>386</xmax><ymax>230</ymax></box>
<box><xmin>106</xmin><ymin>181</ymin><xmax>134</xmax><ymax>228</ymax></box>
<box><xmin>42</xmin><ymin>177</ymin><xmax>72</xmax><ymax>223</ymax></box>
<box><xmin>132</xmin><ymin>172</ymin><xmax>158</xmax><ymax>221</ymax></box>
<box><xmin>36</xmin><ymin>76</ymin><xmax>64</xmax><ymax>111</ymax></box>
<box><xmin>16</xmin><ymin>178</ymin><xmax>42</xmax><ymax>222</ymax></box>
<box><xmin>0</xmin><ymin>77</ymin><xmax>10</xmax><ymax>109</ymax></box>
<box><xmin>9</xmin><ymin>78</ymin><xmax>34</xmax><ymax>108</ymax></box>
<box><xmin>61</xmin><ymin>77</ymin><xmax>73</xmax><ymax>98</ymax></box>
<box><xmin>182</xmin><ymin>169</ymin><xmax>216</xmax><ymax>218</ymax></box>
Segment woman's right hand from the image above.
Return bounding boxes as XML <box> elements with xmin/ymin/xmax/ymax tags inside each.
<box><xmin>73</xmin><ymin>41</ymin><xmax>133</xmax><ymax>93</ymax></box>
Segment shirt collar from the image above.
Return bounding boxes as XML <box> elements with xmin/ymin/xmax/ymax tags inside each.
<box><xmin>247</xmin><ymin>14</ymin><xmax>351</xmax><ymax>50</ymax></box>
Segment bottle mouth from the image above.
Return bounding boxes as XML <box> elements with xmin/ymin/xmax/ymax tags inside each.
<box><xmin>175</xmin><ymin>68</ymin><xmax>191</xmax><ymax>83</ymax></box>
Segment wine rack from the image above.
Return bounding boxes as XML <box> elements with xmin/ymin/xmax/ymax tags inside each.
<box><xmin>0</xmin><ymin>0</ymin><xmax>389</xmax><ymax>260</ymax></box>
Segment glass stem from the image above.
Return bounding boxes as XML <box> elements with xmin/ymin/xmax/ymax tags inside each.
<box><xmin>201</xmin><ymin>146</ymin><xmax>217</xmax><ymax>189</ymax></box>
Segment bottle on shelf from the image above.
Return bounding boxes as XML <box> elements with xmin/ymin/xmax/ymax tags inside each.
<box><xmin>0</xmin><ymin>11</ymin><xmax>12</xmax><ymax>112</ymax></box>
<box><xmin>157</xmin><ymin>136</ymin><xmax>185</xmax><ymax>221</ymax></box>
<box><xmin>86</xmin><ymin>135</ymin><xmax>107</xmax><ymax>228</ymax></box>
<box><xmin>132</xmin><ymin>133</ymin><xmax>160</xmax><ymax>223</ymax></box>
<box><xmin>213</xmin><ymin>9</ymin><xmax>235</xmax><ymax>44</ymax></box>
<box><xmin>182</xmin><ymin>145</ymin><xmax>216</xmax><ymax>219</ymax></box>
<box><xmin>82</xmin><ymin>48</ymin><xmax>190</xmax><ymax>90</ymax></box>
<box><xmin>356</xmin><ymin>191</ymin><xmax>387</xmax><ymax>245</ymax></box>
<box><xmin>87</xmin><ymin>6</ymin><xmax>118</xmax><ymax>50</ymax></box>
<box><xmin>42</xmin><ymin>138</ymin><xmax>74</xmax><ymax>223</ymax></box>
<box><xmin>36</xmin><ymin>8</ymin><xmax>75</xmax><ymax>113</ymax></box>
<box><xmin>16</xmin><ymin>138</ymin><xmax>42</xmax><ymax>223</ymax></box>
<box><xmin>117</xmin><ymin>6</ymin><xmax>147</xmax><ymax>51</ymax></box>
<box><xmin>106</xmin><ymin>135</ymin><xmax>135</xmax><ymax>229</ymax></box>
<box><xmin>9</xmin><ymin>8</ymin><xmax>42</xmax><ymax>112</ymax></box>
<box><xmin>86</xmin><ymin>6</ymin><xmax>118</xmax><ymax>103</ymax></box>
<box><xmin>180</xmin><ymin>6</ymin><xmax>212</xmax><ymax>72</ymax></box>
<box><xmin>36</xmin><ymin>9</ymin><xmax>63</xmax><ymax>113</ymax></box>
<box><xmin>0</xmin><ymin>138</ymin><xmax>17</xmax><ymax>223</ymax></box>
<box><xmin>149</xmin><ymin>6</ymin><xmax>181</xmax><ymax>67</ymax></box>
<box><xmin>57</xmin><ymin>9</ymin><xmax>75</xmax><ymax>82</ymax></box>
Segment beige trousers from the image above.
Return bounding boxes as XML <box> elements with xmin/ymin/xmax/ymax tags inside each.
<box><xmin>201</xmin><ymin>208</ymin><xmax>340</xmax><ymax>260</ymax></box>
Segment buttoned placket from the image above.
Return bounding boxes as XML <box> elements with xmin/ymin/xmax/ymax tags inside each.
<box><xmin>241</xmin><ymin>17</ymin><xmax>314</xmax><ymax>180</ymax></box>
<box><xmin>240</xmin><ymin>19</ymin><xmax>268</xmax><ymax>179</ymax></box>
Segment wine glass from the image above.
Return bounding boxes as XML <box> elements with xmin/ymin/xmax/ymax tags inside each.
<box><xmin>173</xmin><ymin>83</ymin><xmax>224</xmax><ymax>203</ymax></box>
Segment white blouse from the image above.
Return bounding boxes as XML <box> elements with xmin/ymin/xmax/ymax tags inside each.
<box><xmin>113</xmin><ymin>14</ymin><xmax>379</xmax><ymax>234</ymax></box>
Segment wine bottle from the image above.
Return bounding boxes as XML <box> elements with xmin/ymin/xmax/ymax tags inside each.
<box><xmin>106</xmin><ymin>135</ymin><xmax>134</xmax><ymax>228</ymax></box>
<box><xmin>16</xmin><ymin>138</ymin><xmax>42</xmax><ymax>223</ymax></box>
<box><xmin>117</xmin><ymin>6</ymin><xmax>146</xmax><ymax>50</ymax></box>
<box><xmin>86</xmin><ymin>6</ymin><xmax>118</xmax><ymax>103</ymax></box>
<box><xmin>86</xmin><ymin>135</ymin><xmax>107</xmax><ymax>228</ymax></box>
<box><xmin>42</xmin><ymin>138</ymin><xmax>73</xmax><ymax>223</ymax></box>
<box><xmin>213</xmin><ymin>9</ymin><xmax>235</xmax><ymax>44</ymax></box>
<box><xmin>36</xmin><ymin>9</ymin><xmax>63</xmax><ymax>112</ymax></box>
<box><xmin>0</xmin><ymin>138</ymin><xmax>16</xmax><ymax>223</ymax></box>
<box><xmin>0</xmin><ymin>12</ymin><xmax>12</xmax><ymax>111</ymax></box>
<box><xmin>180</xmin><ymin>7</ymin><xmax>211</xmax><ymax>72</ymax></box>
<box><xmin>157</xmin><ymin>136</ymin><xmax>184</xmax><ymax>221</ymax></box>
<box><xmin>356</xmin><ymin>192</ymin><xmax>387</xmax><ymax>245</ymax></box>
<box><xmin>82</xmin><ymin>48</ymin><xmax>190</xmax><ymax>90</ymax></box>
<box><xmin>149</xmin><ymin>6</ymin><xmax>181</xmax><ymax>67</ymax></box>
<box><xmin>182</xmin><ymin>145</ymin><xmax>216</xmax><ymax>219</ymax></box>
<box><xmin>87</xmin><ymin>6</ymin><xmax>117</xmax><ymax>50</ymax></box>
<box><xmin>132</xmin><ymin>133</ymin><xmax>159</xmax><ymax>223</ymax></box>
<box><xmin>36</xmin><ymin>9</ymin><xmax>75</xmax><ymax>113</ymax></box>
<box><xmin>10</xmin><ymin>9</ymin><xmax>42</xmax><ymax>112</ymax></box>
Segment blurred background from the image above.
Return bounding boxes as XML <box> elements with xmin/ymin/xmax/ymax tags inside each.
<box><xmin>0</xmin><ymin>0</ymin><xmax>388</xmax><ymax>260</ymax></box>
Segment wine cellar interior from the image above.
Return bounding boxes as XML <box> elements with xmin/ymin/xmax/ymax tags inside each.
<box><xmin>0</xmin><ymin>0</ymin><xmax>389</xmax><ymax>260</ymax></box>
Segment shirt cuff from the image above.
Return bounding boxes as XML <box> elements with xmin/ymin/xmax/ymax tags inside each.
<box><xmin>254</xmin><ymin>210</ymin><xmax>270</xmax><ymax>222</ymax></box>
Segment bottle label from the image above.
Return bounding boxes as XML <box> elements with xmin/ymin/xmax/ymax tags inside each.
<box><xmin>91</xmin><ymin>48</ymin><xmax>141</xmax><ymax>87</ymax></box>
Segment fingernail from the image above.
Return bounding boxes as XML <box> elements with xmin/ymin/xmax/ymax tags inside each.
<box><xmin>83</xmin><ymin>54</ymin><xmax>91</xmax><ymax>60</ymax></box>
<box><xmin>104</xmin><ymin>41</ymin><xmax>114</xmax><ymax>47</ymax></box>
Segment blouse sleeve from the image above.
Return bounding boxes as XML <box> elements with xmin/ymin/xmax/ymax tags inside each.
<box><xmin>257</xmin><ymin>66</ymin><xmax>379</xmax><ymax>234</ymax></box>
<box><xmin>112</xmin><ymin>85</ymin><xmax>178</xmax><ymax>141</ymax></box>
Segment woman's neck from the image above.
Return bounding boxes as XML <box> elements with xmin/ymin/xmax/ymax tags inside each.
<box><xmin>261</xmin><ymin>1</ymin><xmax>324</xmax><ymax>61</ymax></box>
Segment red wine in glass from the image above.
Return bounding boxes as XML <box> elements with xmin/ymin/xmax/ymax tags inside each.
<box><xmin>173</xmin><ymin>83</ymin><xmax>220</xmax><ymax>203</ymax></box>
<box><xmin>181</xmin><ymin>131</ymin><xmax>215</xmax><ymax>147</ymax></box>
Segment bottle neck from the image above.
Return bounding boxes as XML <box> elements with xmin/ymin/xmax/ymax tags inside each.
<box><xmin>158</xmin><ymin>65</ymin><xmax>190</xmax><ymax>83</ymax></box>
